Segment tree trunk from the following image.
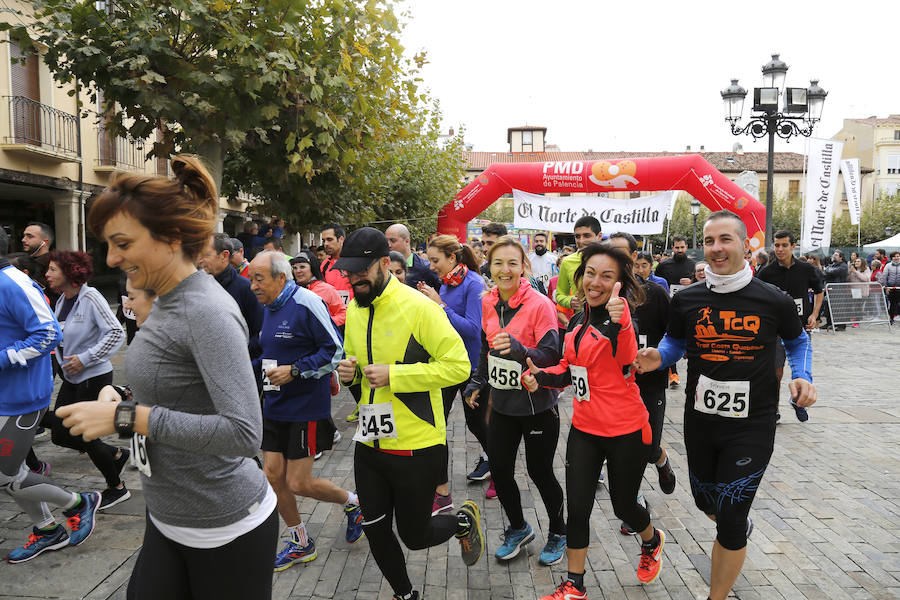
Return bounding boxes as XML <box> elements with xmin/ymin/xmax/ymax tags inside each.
<box><xmin>195</xmin><ymin>138</ymin><xmax>224</xmax><ymax>197</ymax></box>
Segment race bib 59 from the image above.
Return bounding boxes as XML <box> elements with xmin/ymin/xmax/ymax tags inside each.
<box><xmin>569</xmin><ymin>364</ymin><xmax>590</xmax><ymax>402</ymax></box>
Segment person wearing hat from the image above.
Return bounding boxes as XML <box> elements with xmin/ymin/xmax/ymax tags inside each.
<box><xmin>290</xmin><ymin>251</ymin><xmax>345</xmax><ymax>328</ymax></box>
<box><xmin>335</xmin><ymin>227</ymin><xmax>485</xmax><ymax>600</ymax></box>
<box><xmin>229</xmin><ymin>238</ymin><xmax>251</xmax><ymax>279</ymax></box>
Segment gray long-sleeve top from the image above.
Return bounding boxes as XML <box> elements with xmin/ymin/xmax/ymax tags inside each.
<box><xmin>126</xmin><ymin>270</ymin><xmax>267</xmax><ymax>528</ymax></box>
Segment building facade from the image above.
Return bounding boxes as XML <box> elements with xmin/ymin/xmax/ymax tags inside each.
<box><xmin>832</xmin><ymin>115</ymin><xmax>900</xmax><ymax>205</ymax></box>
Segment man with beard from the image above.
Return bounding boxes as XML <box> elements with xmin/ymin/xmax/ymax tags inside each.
<box><xmin>527</xmin><ymin>232</ymin><xmax>558</xmax><ymax>294</ymax></box>
<box><xmin>335</xmin><ymin>227</ymin><xmax>484</xmax><ymax>600</ymax></box>
<box><xmin>319</xmin><ymin>223</ymin><xmax>354</xmax><ymax>307</ymax></box>
<box><xmin>654</xmin><ymin>236</ymin><xmax>695</xmax><ymax>292</ymax></box>
<box><xmin>21</xmin><ymin>222</ymin><xmax>56</xmax><ymax>306</ymax></box>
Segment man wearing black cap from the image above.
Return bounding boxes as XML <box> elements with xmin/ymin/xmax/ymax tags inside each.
<box><xmin>335</xmin><ymin>227</ymin><xmax>485</xmax><ymax>600</ymax></box>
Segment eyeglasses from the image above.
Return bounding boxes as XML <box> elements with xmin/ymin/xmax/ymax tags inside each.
<box><xmin>340</xmin><ymin>259</ymin><xmax>379</xmax><ymax>278</ymax></box>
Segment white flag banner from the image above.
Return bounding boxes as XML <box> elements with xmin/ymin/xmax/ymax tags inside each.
<box><xmin>801</xmin><ymin>138</ymin><xmax>844</xmax><ymax>252</ymax></box>
<box><xmin>513</xmin><ymin>189</ymin><xmax>675</xmax><ymax>234</ymax></box>
<box><xmin>840</xmin><ymin>158</ymin><xmax>862</xmax><ymax>225</ymax></box>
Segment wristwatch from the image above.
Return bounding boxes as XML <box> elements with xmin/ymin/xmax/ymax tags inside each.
<box><xmin>290</xmin><ymin>364</ymin><xmax>300</xmax><ymax>379</ymax></box>
<box><xmin>114</xmin><ymin>401</ymin><xmax>136</xmax><ymax>439</ymax></box>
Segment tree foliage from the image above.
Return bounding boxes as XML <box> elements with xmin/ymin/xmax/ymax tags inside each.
<box><xmin>5</xmin><ymin>0</ymin><xmax>461</xmax><ymax>230</ymax></box>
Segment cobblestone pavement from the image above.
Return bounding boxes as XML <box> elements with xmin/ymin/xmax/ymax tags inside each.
<box><xmin>1</xmin><ymin>326</ymin><xmax>898</xmax><ymax>599</ymax></box>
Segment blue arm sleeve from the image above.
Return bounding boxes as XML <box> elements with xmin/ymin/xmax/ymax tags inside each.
<box><xmin>656</xmin><ymin>334</ymin><xmax>686</xmax><ymax>369</ymax></box>
<box><xmin>782</xmin><ymin>331</ymin><xmax>813</xmax><ymax>382</ymax></box>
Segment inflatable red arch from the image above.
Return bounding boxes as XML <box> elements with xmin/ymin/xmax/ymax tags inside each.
<box><xmin>437</xmin><ymin>154</ymin><xmax>766</xmax><ymax>251</ymax></box>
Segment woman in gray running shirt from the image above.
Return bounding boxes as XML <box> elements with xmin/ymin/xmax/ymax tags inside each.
<box><xmin>56</xmin><ymin>156</ymin><xmax>277</xmax><ymax>599</ymax></box>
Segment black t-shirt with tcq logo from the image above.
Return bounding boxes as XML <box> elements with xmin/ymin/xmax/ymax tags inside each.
<box><xmin>668</xmin><ymin>279</ymin><xmax>804</xmax><ymax>423</ymax></box>
<box><xmin>756</xmin><ymin>260</ymin><xmax>823</xmax><ymax>321</ymax></box>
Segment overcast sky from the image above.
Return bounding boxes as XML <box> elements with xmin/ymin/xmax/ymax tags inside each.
<box><xmin>398</xmin><ymin>0</ymin><xmax>900</xmax><ymax>156</ymax></box>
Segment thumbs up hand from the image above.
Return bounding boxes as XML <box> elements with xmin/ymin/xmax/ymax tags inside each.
<box><xmin>522</xmin><ymin>357</ymin><xmax>541</xmax><ymax>393</ymax></box>
<box><xmin>607</xmin><ymin>281</ymin><xmax>625</xmax><ymax>323</ymax></box>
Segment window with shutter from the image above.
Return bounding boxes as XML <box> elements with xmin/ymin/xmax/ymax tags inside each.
<box><xmin>9</xmin><ymin>42</ymin><xmax>41</xmax><ymax>145</ymax></box>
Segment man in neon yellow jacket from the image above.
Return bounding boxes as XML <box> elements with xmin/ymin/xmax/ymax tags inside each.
<box><xmin>335</xmin><ymin>227</ymin><xmax>484</xmax><ymax>600</ymax></box>
<box><xmin>554</xmin><ymin>216</ymin><xmax>602</xmax><ymax>310</ymax></box>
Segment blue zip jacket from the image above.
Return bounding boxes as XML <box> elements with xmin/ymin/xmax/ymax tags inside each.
<box><xmin>254</xmin><ymin>281</ymin><xmax>343</xmax><ymax>422</ymax></box>
<box><xmin>0</xmin><ymin>261</ymin><xmax>61</xmax><ymax>415</ymax></box>
<box><xmin>439</xmin><ymin>268</ymin><xmax>485</xmax><ymax>375</ymax></box>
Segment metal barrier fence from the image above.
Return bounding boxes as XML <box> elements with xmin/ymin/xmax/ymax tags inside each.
<box><xmin>823</xmin><ymin>282</ymin><xmax>892</xmax><ymax>332</ymax></box>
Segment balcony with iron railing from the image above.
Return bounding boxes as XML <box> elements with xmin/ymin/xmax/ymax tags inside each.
<box><xmin>95</xmin><ymin>123</ymin><xmax>146</xmax><ymax>173</ymax></box>
<box><xmin>1</xmin><ymin>95</ymin><xmax>81</xmax><ymax>161</ymax></box>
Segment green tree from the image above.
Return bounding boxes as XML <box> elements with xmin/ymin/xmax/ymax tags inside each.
<box><xmin>5</xmin><ymin>0</ymin><xmax>426</xmax><ymax>215</ymax></box>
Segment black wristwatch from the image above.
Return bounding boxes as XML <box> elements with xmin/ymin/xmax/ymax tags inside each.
<box><xmin>114</xmin><ymin>401</ymin><xmax>136</xmax><ymax>439</ymax></box>
<box><xmin>290</xmin><ymin>364</ymin><xmax>300</xmax><ymax>379</ymax></box>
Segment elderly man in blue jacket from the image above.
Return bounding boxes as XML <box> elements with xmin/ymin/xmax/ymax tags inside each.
<box><xmin>0</xmin><ymin>229</ymin><xmax>101</xmax><ymax>564</ymax></box>
<box><xmin>248</xmin><ymin>250</ymin><xmax>364</xmax><ymax>572</ymax></box>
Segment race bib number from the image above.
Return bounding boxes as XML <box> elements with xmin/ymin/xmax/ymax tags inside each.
<box><xmin>130</xmin><ymin>434</ymin><xmax>151</xmax><ymax>477</ymax></box>
<box><xmin>669</xmin><ymin>284</ymin><xmax>686</xmax><ymax>297</ymax></box>
<box><xmin>353</xmin><ymin>403</ymin><xmax>398</xmax><ymax>443</ymax></box>
<box><xmin>638</xmin><ymin>334</ymin><xmax>648</xmax><ymax>350</ymax></box>
<box><xmin>262</xmin><ymin>359</ymin><xmax>280</xmax><ymax>392</ymax></box>
<box><xmin>569</xmin><ymin>364</ymin><xmax>590</xmax><ymax>402</ymax></box>
<box><xmin>488</xmin><ymin>354</ymin><xmax>522</xmax><ymax>390</ymax></box>
<box><xmin>793</xmin><ymin>298</ymin><xmax>803</xmax><ymax>316</ymax></box>
<box><xmin>338</xmin><ymin>290</ymin><xmax>351</xmax><ymax>306</ymax></box>
<box><xmin>694</xmin><ymin>375</ymin><xmax>749</xmax><ymax>418</ymax></box>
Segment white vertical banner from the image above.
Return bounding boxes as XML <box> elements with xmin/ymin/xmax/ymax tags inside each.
<box><xmin>840</xmin><ymin>158</ymin><xmax>862</xmax><ymax>225</ymax></box>
<box><xmin>801</xmin><ymin>137</ymin><xmax>844</xmax><ymax>253</ymax></box>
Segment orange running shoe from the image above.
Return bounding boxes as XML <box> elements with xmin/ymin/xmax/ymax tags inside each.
<box><xmin>637</xmin><ymin>529</ymin><xmax>665</xmax><ymax>584</ymax></box>
<box><xmin>540</xmin><ymin>578</ymin><xmax>587</xmax><ymax>600</ymax></box>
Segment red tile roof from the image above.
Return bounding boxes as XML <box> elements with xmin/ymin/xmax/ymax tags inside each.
<box><xmin>463</xmin><ymin>151</ymin><xmax>807</xmax><ymax>173</ymax></box>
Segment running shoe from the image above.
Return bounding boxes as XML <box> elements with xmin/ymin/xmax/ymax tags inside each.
<box><xmin>333</xmin><ymin>429</ymin><xmax>342</xmax><ymax>444</ymax></box>
<box><xmin>63</xmin><ymin>491</ymin><xmax>101</xmax><ymax>547</ymax></box>
<box><xmin>791</xmin><ymin>401</ymin><xmax>809</xmax><ymax>422</ymax></box>
<box><xmin>495</xmin><ymin>522</ymin><xmax>535</xmax><ymax>560</ymax></box>
<box><xmin>432</xmin><ymin>492</ymin><xmax>454</xmax><ymax>516</ymax></box>
<box><xmin>657</xmin><ymin>459</ymin><xmax>676</xmax><ymax>494</ymax></box>
<box><xmin>314</xmin><ymin>451</ymin><xmax>323</xmax><ymax>460</ymax></box>
<box><xmin>456</xmin><ymin>500</ymin><xmax>484</xmax><ymax>566</ymax></box>
<box><xmin>538</xmin><ymin>532</ymin><xmax>567</xmax><ymax>566</ymax></box>
<box><xmin>29</xmin><ymin>461</ymin><xmax>51</xmax><ymax>476</ymax></box>
<box><xmin>346</xmin><ymin>406</ymin><xmax>359</xmax><ymax>422</ymax></box>
<box><xmin>668</xmin><ymin>372</ymin><xmax>679</xmax><ymax>388</ymax></box>
<box><xmin>540</xmin><ymin>578</ymin><xmax>588</xmax><ymax>600</ymax></box>
<box><xmin>392</xmin><ymin>592</ymin><xmax>419</xmax><ymax>600</ymax></box>
<box><xmin>485</xmin><ymin>478</ymin><xmax>497</xmax><ymax>499</ymax></box>
<box><xmin>98</xmin><ymin>485</ymin><xmax>131</xmax><ymax>511</ymax></box>
<box><xmin>6</xmin><ymin>525</ymin><xmax>69</xmax><ymax>563</ymax></box>
<box><xmin>467</xmin><ymin>457</ymin><xmax>491</xmax><ymax>481</ymax></box>
<box><xmin>345</xmin><ymin>504</ymin><xmax>364</xmax><ymax>543</ymax></box>
<box><xmin>273</xmin><ymin>538</ymin><xmax>317</xmax><ymax>572</ymax></box>
<box><xmin>747</xmin><ymin>516</ymin><xmax>754</xmax><ymax>539</ymax></box>
<box><xmin>636</xmin><ymin>529</ymin><xmax>665</xmax><ymax>584</ymax></box>
<box><xmin>114</xmin><ymin>447</ymin><xmax>130</xmax><ymax>475</ymax></box>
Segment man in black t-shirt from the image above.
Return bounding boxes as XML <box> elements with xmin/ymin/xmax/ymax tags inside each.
<box><xmin>756</xmin><ymin>230</ymin><xmax>823</xmax><ymax>422</ymax></box>
<box><xmin>635</xmin><ymin>211</ymin><xmax>816</xmax><ymax>600</ymax></box>
<box><xmin>654</xmin><ymin>235</ymin><xmax>695</xmax><ymax>291</ymax></box>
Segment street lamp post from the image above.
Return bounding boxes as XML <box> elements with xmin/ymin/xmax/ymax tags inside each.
<box><xmin>721</xmin><ymin>54</ymin><xmax>827</xmax><ymax>249</ymax></box>
<box><xmin>690</xmin><ymin>199</ymin><xmax>701</xmax><ymax>249</ymax></box>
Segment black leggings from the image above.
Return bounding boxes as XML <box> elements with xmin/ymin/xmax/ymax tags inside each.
<box><xmin>127</xmin><ymin>508</ymin><xmax>278</xmax><ymax>600</ymax></box>
<box><xmin>684</xmin><ymin>416</ymin><xmax>774</xmax><ymax>551</ymax></box>
<box><xmin>439</xmin><ymin>379</ymin><xmax>467</xmax><ymax>486</ymax></box>
<box><xmin>566</xmin><ymin>426</ymin><xmax>651</xmax><ymax>549</ymax></box>
<box><xmin>487</xmin><ymin>407</ymin><xmax>565</xmax><ymax>534</ymax></box>
<box><xmin>46</xmin><ymin>371</ymin><xmax>122</xmax><ymax>488</ymax></box>
<box><xmin>354</xmin><ymin>442</ymin><xmax>458</xmax><ymax>596</ymax></box>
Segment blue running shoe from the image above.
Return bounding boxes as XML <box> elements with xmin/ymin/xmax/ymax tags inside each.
<box><xmin>467</xmin><ymin>457</ymin><xmax>491</xmax><ymax>481</ymax></box>
<box><xmin>6</xmin><ymin>525</ymin><xmax>69</xmax><ymax>563</ymax></box>
<box><xmin>63</xmin><ymin>491</ymin><xmax>100</xmax><ymax>547</ymax></box>
<box><xmin>791</xmin><ymin>401</ymin><xmax>809</xmax><ymax>422</ymax></box>
<box><xmin>345</xmin><ymin>504</ymin><xmax>364</xmax><ymax>543</ymax></box>
<box><xmin>273</xmin><ymin>538</ymin><xmax>317</xmax><ymax>572</ymax></box>
<box><xmin>495</xmin><ymin>522</ymin><xmax>535</xmax><ymax>560</ymax></box>
<box><xmin>538</xmin><ymin>532</ymin><xmax>567</xmax><ymax>566</ymax></box>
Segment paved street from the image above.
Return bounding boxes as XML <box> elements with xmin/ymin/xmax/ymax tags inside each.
<box><xmin>2</xmin><ymin>325</ymin><xmax>898</xmax><ymax>600</ymax></box>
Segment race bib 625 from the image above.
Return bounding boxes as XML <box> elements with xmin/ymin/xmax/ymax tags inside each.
<box><xmin>694</xmin><ymin>374</ymin><xmax>749</xmax><ymax>418</ymax></box>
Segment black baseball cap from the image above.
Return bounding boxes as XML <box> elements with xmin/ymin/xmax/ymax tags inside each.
<box><xmin>333</xmin><ymin>227</ymin><xmax>389</xmax><ymax>273</ymax></box>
